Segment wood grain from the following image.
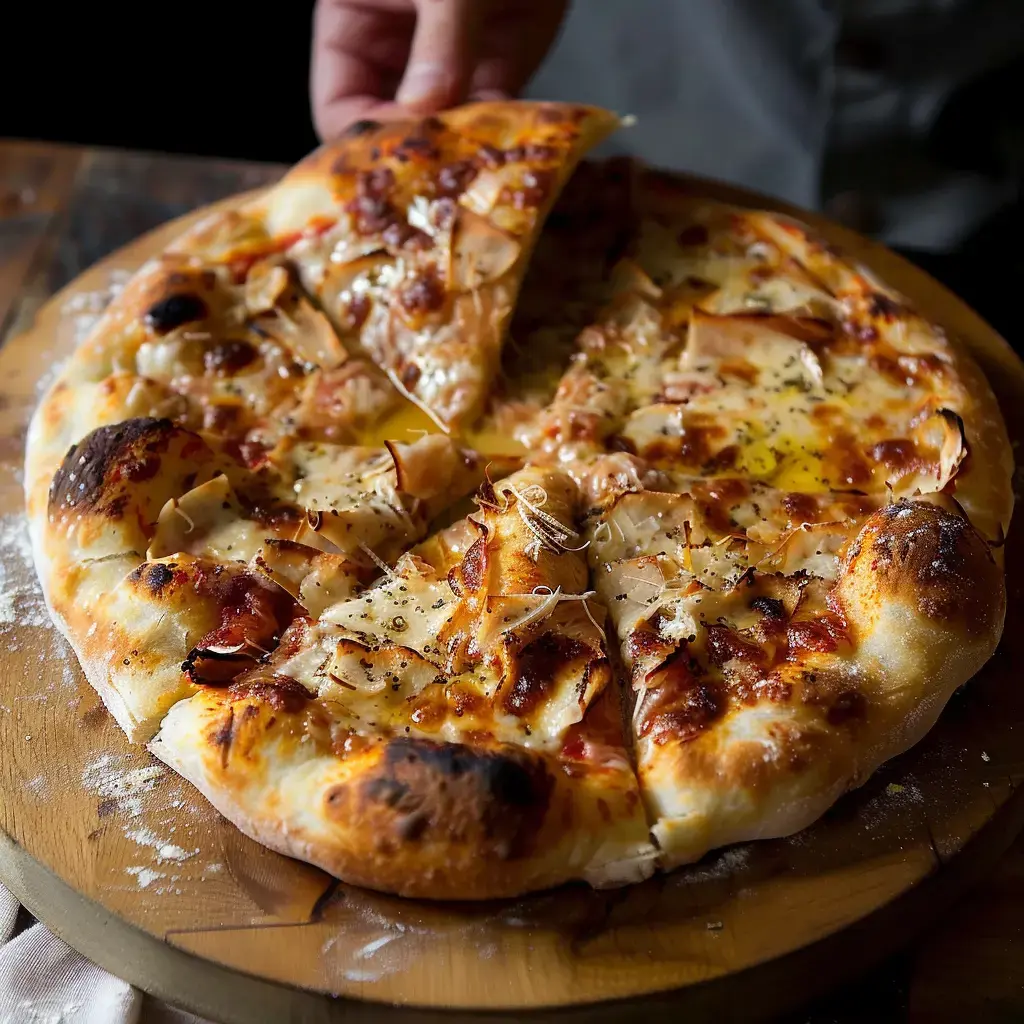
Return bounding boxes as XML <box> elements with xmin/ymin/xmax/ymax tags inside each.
<box><xmin>1</xmin><ymin>146</ymin><xmax>1023</xmax><ymax>1023</ymax></box>
<box><xmin>0</xmin><ymin>142</ymin><xmax>83</xmax><ymax>335</ymax></box>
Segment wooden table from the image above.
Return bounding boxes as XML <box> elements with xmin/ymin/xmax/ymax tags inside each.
<box><xmin>1</xmin><ymin>137</ymin><xmax>1022</xmax><ymax>1024</ymax></box>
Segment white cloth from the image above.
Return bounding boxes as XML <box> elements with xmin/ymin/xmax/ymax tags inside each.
<box><xmin>0</xmin><ymin>886</ymin><xmax>208</xmax><ymax>1024</ymax></box>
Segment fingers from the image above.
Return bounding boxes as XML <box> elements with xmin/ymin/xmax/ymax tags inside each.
<box><xmin>310</xmin><ymin>0</ymin><xmax>414</xmax><ymax>140</ymax></box>
<box><xmin>395</xmin><ymin>0</ymin><xmax>484</xmax><ymax>110</ymax></box>
<box><xmin>470</xmin><ymin>0</ymin><xmax>570</xmax><ymax>98</ymax></box>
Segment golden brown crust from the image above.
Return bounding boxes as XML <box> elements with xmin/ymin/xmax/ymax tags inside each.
<box><xmin>839</xmin><ymin>499</ymin><xmax>1005</xmax><ymax>641</ymax></box>
<box><xmin>150</xmin><ymin>679</ymin><xmax>654</xmax><ymax>900</ymax></box>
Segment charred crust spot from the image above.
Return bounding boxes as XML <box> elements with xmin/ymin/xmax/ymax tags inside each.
<box><xmin>384</xmin><ymin>738</ymin><xmax>547</xmax><ymax>809</ymax></box>
<box><xmin>802</xmin><ymin>672</ymin><xmax>867</xmax><ymax>727</ymax></box>
<box><xmin>877</xmin><ymin>501</ymin><xmax>979</xmax><ymax>580</ymax></box>
<box><xmin>394</xmin><ymin>134</ymin><xmax>440</xmax><ymax>161</ymax></box>
<box><xmin>364</xmin><ymin>777</ymin><xmax>410</xmax><ymax>808</ymax></box>
<box><xmin>145</xmin><ymin>293</ymin><xmax>207</xmax><ymax>333</ymax></box>
<box><xmin>48</xmin><ymin>417</ymin><xmax>175</xmax><ymax>516</ymax></box>
<box><xmin>852</xmin><ymin>500</ymin><xmax>1003</xmax><ymax>635</ymax></box>
<box><xmin>226</xmin><ymin>678</ymin><xmax>312</xmax><ymax>713</ymax></box>
<box><xmin>144</xmin><ymin>563</ymin><xmax>175</xmax><ymax>594</ymax></box>
<box><xmin>395</xmin><ymin>811</ymin><xmax>430</xmax><ymax>841</ymax></box>
<box><xmin>826</xmin><ymin>690</ymin><xmax>867</xmax><ymax>726</ymax></box>
<box><xmin>338</xmin><ymin>738</ymin><xmax>553</xmax><ymax>859</ymax></box>
<box><xmin>211</xmin><ymin>708</ymin><xmax>235</xmax><ymax>768</ymax></box>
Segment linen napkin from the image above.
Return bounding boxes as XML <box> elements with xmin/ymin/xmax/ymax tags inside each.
<box><xmin>0</xmin><ymin>885</ymin><xmax>209</xmax><ymax>1024</ymax></box>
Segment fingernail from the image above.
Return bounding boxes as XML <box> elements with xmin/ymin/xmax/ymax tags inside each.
<box><xmin>396</xmin><ymin>62</ymin><xmax>452</xmax><ymax>107</ymax></box>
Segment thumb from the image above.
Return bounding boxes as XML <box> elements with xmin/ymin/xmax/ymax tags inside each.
<box><xmin>396</xmin><ymin>0</ymin><xmax>482</xmax><ymax>111</ymax></box>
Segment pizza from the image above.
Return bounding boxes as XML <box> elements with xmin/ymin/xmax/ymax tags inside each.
<box><xmin>25</xmin><ymin>101</ymin><xmax>1013</xmax><ymax>899</ymax></box>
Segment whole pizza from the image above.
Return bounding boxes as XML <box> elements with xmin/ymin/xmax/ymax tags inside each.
<box><xmin>25</xmin><ymin>102</ymin><xmax>1013</xmax><ymax>900</ymax></box>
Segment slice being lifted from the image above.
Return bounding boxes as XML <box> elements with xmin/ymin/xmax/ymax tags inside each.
<box><xmin>172</xmin><ymin>101</ymin><xmax>622</xmax><ymax>432</ymax></box>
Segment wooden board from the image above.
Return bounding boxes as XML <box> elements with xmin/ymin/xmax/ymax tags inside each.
<box><xmin>2</xmin><ymin>171</ymin><xmax>1024</xmax><ymax>1024</ymax></box>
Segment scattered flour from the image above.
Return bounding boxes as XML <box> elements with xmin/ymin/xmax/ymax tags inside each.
<box><xmin>124</xmin><ymin>826</ymin><xmax>197</xmax><ymax>864</ymax></box>
<box><xmin>679</xmin><ymin>845</ymin><xmax>751</xmax><ymax>884</ymax></box>
<box><xmin>23</xmin><ymin>775</ymin><xmax>47</xmax><ymax>795</ymax></box>
<box><xmin>125</xmin><ymin>866</ymin><xmax>165</xmax><ymax>890</ymax></box>
<box><xmin>80</xmin><ymin>757</ymin><xmax>166</xmax><ymax>818</ymax></box>
<box><xmin>857</xmin><ymin>775</ymin><xmax>925</xmax><ymax>833</ymax></box>
<box><xmin>79</xmin><ymin>755</ymin><xmax>203</xmax><ymax>893</ymax></box>
<box><xmin>0</xmin><ymin>513</ymin><xmax>48</xmax><ymax>629</ymax></box>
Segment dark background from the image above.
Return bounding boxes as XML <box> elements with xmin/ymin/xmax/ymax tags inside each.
<box><xmin>2</xmin><ymin>2</ymin><xmax>1022</xmax><ymax>346</ymax></box>
<box><xmin>1</xmin><ymin>2</ymin><xmax>322</xmax><ymax>165</ymax></box>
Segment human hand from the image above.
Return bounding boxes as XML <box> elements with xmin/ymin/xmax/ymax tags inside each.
<box><xmin>310</xmin><ymin>0</ymin><xmax>569</xmax><ymax>141</ymax></box>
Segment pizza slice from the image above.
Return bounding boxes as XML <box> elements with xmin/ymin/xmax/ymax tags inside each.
<box><xmin>586</xmin><ymin>480</ymin><xmax>1004</xmax><ymax>868</ymax></box>
<box><xmin>148</xmin><ymin>466</ymin><xmax>655</xmax><ymax>899</ymax></box>
<box><xmin>170</xmin><ymin>101</ymin><xmax>622</xmax><ymax>434</ymax></box>
<box><xmin>34</xmin><ymin>413</ymin><xmax>493</xmax><ymax>741</ymax></box>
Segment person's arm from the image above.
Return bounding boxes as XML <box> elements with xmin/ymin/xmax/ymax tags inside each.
<box><xmin>310</xmin><ymin>0</ymin><xmax>569</xmax><ymax>141</ymax></box>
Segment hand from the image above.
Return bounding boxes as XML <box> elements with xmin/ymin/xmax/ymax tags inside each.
<box><xmin>310</xmin><ymin>0</ymin><xmax>569</xmax><ymax>141</ymax></box>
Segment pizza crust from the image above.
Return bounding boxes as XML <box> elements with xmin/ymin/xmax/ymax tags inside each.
<box><xmin>149</xmin><ymin>683</ymin><xmax>655</xmax><ymax>900</ymax></box>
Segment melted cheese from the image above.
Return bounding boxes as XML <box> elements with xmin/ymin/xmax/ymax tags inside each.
<box><xmin>148</xmin><ymin>475</ymin><xmax>273</xmax><ymax>564</ymax></box>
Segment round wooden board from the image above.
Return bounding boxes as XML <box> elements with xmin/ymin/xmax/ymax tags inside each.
<box><xmin>2</xmin><ymin>177</ymin><xmax>1024</xmax><ymax>1024</ymax></box>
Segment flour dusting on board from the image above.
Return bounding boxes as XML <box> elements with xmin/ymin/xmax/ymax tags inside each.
<box><xmin>0</xmin><ymin>513</ymin><xmax>48</xmax><ymax>629</ymax></box>
<box><xmin>125</xmin><ymin>866</ymin><xmax>165</xmax><ymax>890</ymax></box>
<box><xmin>322</xmin><ymin>900</ymin><xmax>511</xmax><ymax>984</ymax></box>
<box><xmin>79</xmin><ymin>753</ymin><xmax>206</xmax><ymax>894</ymax></box>
<box><xmin>81</xmin><ymin>756</ymin><xmax>166</xmax><ymax>818</ymax></box>
<box><xmin>680</xmin><ymin>845</ymin><xmax>752</xmax><ymax>883</ymax></box>
<box><xmin>125</xmin><ymin>826</ymin><xmax>198</xmax><ymax>864</ymax></box>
